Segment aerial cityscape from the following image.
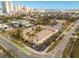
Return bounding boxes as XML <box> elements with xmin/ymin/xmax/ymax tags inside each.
<box><xmin>0</xmin><ymin>1</ymin><xmax>79</xmax><ymax>58</ymax></box>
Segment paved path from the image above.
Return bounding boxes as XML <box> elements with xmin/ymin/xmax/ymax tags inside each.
<box><xmin>44</xmin><ymin>22</ymin><xmax>74</xmax><ymax>53</ymax></box>
<box><xmin>67</xmin><ymin>36</ymin><xmax>78</xmax><ymax>58</ymax></box>
<box><xmin>0</xmin><ymin>20</ymin><xmax>79</xmax><ymax>58</ymax></box>
<box><xmin>45</xmin><ymin>20</ymin><xmax>79</xmax><ymax>58</ymax></box>
<box><xmin>0</xmin><ymin>35</ymin><xmax>31</xmax><ymax>58</ymax></box>
<box><xmin>28</xmin><ymin>20</ymin><xmax>79</xmax><ymax>58</ymax></box>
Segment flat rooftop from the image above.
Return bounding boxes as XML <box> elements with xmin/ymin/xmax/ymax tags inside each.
<box><xmin>22</xmin><ymin>25</ymin><xmax>58</xmax><ymax>44</ymax></box>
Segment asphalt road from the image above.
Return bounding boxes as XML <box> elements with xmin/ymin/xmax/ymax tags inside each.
<box><xmin>0</xmin><ymin>49</ymin><xmax>8</xmax><ymax>58</ymax></box>
<box><xmin>0</xmin><ymin>20</ymin><xmax>79</xmax><ymax>58</ymax></box>
<box><xmin>45</xmin><ymin>20</ymin><xmax>79</xmax><ymax>58</ymax></box>
<box><xmin>26</xmin><ymin>19</ymin><xmax>79</xmax><ymax>58</ymax></box>
<box><xmin>0</xmin><ymin>35</ymin><xmax>30</xmax><ymax>58</ymax></box>
<box><xmin>28</xmin><ymin>20</ymin><xmax>79</xmax><ymax>58</ymax></box>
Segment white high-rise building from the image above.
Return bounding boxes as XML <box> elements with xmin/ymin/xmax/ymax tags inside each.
<box><xmin>14</xmin><ymin>5</ymin><xmax>33</xmax><ymax>13</ymax></box>
<box><xmin>2</xmin><ymin>1</ymin><xmax>14</xmax><ymax>13</ymax></box>
<box><xmin>14</xmin><ymin>5</ymin><xmax>24</xmax><ymax>12</ymax></box>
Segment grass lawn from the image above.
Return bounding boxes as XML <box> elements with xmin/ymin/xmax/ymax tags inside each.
<box><xmin>0</xmin><ymin>29</ymin><xmax>32</xmax><ymax>56</ymax></box>
<box><xmin>62</xmin><ymin>37</ymin><xmax>75</xmax><ymax>58</ymax></box>
<box><xmin>10</xmin><ymin>39</ymin><xmax>32</xmax><ymax>56</ymax></box>
<box><xmin>11</xmin><ymin>39</ymin><xmax>25</xmax><ymax>48</ymax></box>
<box><xmin>62</xmin><ymin>45</ymin><xmax>71</xmax><ymax>58</ymax></box>
<box><xmin>1</xmin><ymin>35</ymin><xmax>32</xmax><ymax>56</ymax></box>
<box><xmin>46</xmin><ymin>23</ymin><xmax>71</xmax><ymax>53</ymax></box>
<box><xmin>46</xmin><ymin>39</ymin><xmax>60</xmax><ymax>53</ymax></box>
<box><xmin>70</xmin><ymin>39</ymin><xmax>79</xmax><ymax>58</ymax></box>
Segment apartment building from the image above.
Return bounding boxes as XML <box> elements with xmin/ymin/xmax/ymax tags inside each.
<box><xmin>2</xmin><ymin>1</ymin><xmax>14</xmax><ymax>13</ymax></box>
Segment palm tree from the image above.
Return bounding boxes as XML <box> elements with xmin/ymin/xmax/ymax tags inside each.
<box><xmin>11</xmin><ymin>28</ymin><xmax>22</xmax><ymax>39</ymax></box>
<box><xmin>16</xmin><ymin>29</ymin><xmax>22</xmax><ymax>38</ymax></box>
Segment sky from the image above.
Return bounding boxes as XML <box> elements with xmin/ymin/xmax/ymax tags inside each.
<box><xmin>0</xmin><ymin>1</ymin><xmax>79</xmax><ymax>9</ymax></box>
<box><xmin>12</xmin><ymin>1</ymin><xmax>79</xmax><ymax>9</ymax></box>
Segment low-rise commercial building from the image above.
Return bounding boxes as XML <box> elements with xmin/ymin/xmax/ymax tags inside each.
<box><xmin>0</xmin><ymin>24</ymin><xmax>13</xmax><ymax>31</ymax></box>
<box><xmin>22</xmin><ymin>25</ymin><xmax>58</xmax><ymax>46</ymax></box>
<box><xmin>8</xmin><ymin>20</ymin><xmax>32</xmax><ymax>27</ymax></box>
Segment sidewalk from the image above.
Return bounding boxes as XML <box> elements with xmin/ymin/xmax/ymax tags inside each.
<box><xmin>21</xmin><ymin>23</ymin><xmax>74</xmax><ymax>56</ymax></box>
<box><xmin>22</xmin><ymin>43</ymin><xmax>45</xmax><ymax>55</ymax></box>
<box><xmin>43</xmin><ymin>23</ymin><xmax>74</xmax><ymax>54</ymax></box>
